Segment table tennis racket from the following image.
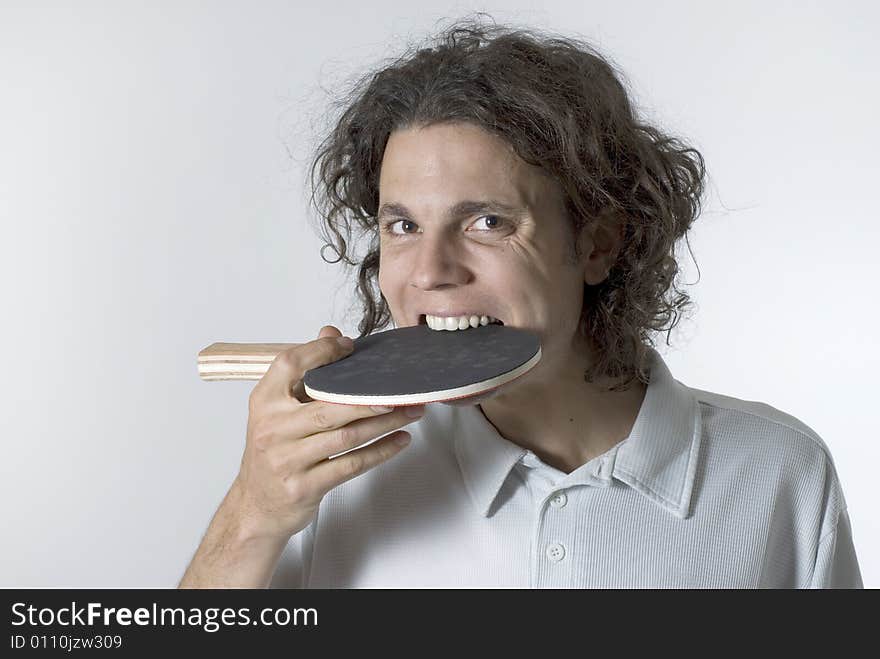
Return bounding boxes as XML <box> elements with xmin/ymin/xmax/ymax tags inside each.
<box><xmin>198</xmin><ymin>324</ymin><xmax>541</xmax><ymax>406</ymax></box>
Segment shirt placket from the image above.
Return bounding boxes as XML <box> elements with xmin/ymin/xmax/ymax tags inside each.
<box><xmin>516</xmin><ymin>452</ymin><xmax>562</xmax><ymax>588</ymax></box>
<box><xmin>520</xmin><ymin>451</ymin><xmax>612</xmax><ymax>588</ymax></box>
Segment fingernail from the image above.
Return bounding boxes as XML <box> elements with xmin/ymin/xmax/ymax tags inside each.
<box><xmin>405</xmin><ymin>405</ymin><xmax>426</xmax><ymax>418</ymax></box>
<box><xmin>371</xmin><ymin>405</ymin><xmax>393</xmax><ymax>413</ymax></box>
<box><xmin>393</xmin><ymin>433</ymin><xmax>411</xmax><ymax>446</ymax></box>
<box><xmin>336</xmin><ymin>336</ymin><xmax>354</xmax><ymax>349</ymax></box>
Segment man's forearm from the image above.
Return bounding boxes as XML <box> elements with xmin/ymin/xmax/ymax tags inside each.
<box><xmin>178</xmin><ymin>486</ymin><xmax>289</xmax><ymax>589</ymax></box>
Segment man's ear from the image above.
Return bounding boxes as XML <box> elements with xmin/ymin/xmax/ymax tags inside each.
<box><xmin>579</xmin><ymin>210</ymin><xmax>625</xmax><ymax>286</ymax></box>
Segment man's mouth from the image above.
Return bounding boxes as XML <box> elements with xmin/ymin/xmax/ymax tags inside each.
<box><xmin>418</xmin><ymin>313</ymin><xmax>504</xmax><ymax>331</ymax></box>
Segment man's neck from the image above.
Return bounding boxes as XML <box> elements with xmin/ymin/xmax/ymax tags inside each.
<box><xmin>478</xmin><ymin>344</ymin><xmax>648</xmax><ymax>475</ymax></box>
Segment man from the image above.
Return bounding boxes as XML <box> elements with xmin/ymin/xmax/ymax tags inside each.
<box><xmin>180</xmin><ymin>20</ymin><xmax>862</xmax><ymax>588</ymax></box>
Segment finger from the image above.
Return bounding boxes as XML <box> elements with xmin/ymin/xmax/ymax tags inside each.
<box><xmin>317</xmin><ymin>325</ymin><xmax>343</xmax><ymax>340</ymax></box>
<box><xmin>295</xmin><ymin>405</ymin><xmax>424</xmax><ymax>464</ymax></box>
<box><xmin>288</xmin><ymin>378</ymin><xmax>317</xmax><ymax>403</ymax></box>
<box><xmin>257</xmin><ymin>334</ymin><xmax>354</xmax><ymax>401</ymax></box>
<box><xmin>289</xmin><ymin>327</ymin><xmax>343</xmax><ymax>402</ymax></box>
<box><xmin>308</xmin><ymin>430</ymin><xmax>413</xmax><ymax>491</ymax></box>
<box><xmin>252</xmin><ymin>401</ymin><xmax>412</xmax><ymax>455</ymax></box>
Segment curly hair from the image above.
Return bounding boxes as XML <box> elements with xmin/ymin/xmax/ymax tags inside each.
<box><xmin>307</xmin><ymin>15</ymin><xmax>706</xmax><ymax>392</ymax></box>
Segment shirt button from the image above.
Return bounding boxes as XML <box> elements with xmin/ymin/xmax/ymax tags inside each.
<box><xmin>545</xmin><ymin>543</ymin><xmax>566</xmax><ymax>562</ymax></box>
<box><xmin>550</xmin><ymin>492</ymin><xmax>567</xmax><ymax>508</ymax></box>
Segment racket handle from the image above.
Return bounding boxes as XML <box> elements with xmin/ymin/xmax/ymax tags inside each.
<box><xmin>197</xmin><ymin>342</ymin><xmax>298</xmax><ymax>381</ymax></box>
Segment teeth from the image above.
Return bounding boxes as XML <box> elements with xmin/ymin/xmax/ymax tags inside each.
<box><xmin>426</xmin><ymin>314</ymin><xmax>500</xmax><ymax>331</ymax></box>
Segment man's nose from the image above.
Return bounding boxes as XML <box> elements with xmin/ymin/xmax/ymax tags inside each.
<box><xmin>408</xmin><ymin>232</ymin><xmax>473</xmax><ymax>290</ymax></box>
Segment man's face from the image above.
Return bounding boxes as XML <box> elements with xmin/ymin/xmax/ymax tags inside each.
<box><xmin>376</xmin><ymin>121</ymin><xmax>592</xmax><ymax>392</ymax></box>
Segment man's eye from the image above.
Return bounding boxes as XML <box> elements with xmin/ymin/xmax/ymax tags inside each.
<box><xmin>386</xmin><ymin>219</ymin><xmax>418</xmax><ymax>235</ymax></box>
<box><xmin>468</xmin><ymin>215</ymin><xmax>505</xmax><ymax>231</ymax></box>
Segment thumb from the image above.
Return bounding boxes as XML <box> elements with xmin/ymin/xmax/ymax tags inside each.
<box><xmin>317</xmin><ymin>325</ymin><xmax>343</xmax><ymax>340</ymax></box>
<box><xmin>287</xmin><ymin>325</ymin><xmax>345</xmax><ymax>403</ymax></box>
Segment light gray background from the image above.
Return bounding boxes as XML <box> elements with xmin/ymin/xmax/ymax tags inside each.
<box><xmin>2</xmin><ymin>0</ymin><xmax>877</xmax><ymax>587</ymax></box>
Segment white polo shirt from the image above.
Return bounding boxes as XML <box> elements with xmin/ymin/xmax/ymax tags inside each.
<box><xmin>269</xmin><ymin>347</ymin><xmax>863</xmax><ymax>588</ymax></box>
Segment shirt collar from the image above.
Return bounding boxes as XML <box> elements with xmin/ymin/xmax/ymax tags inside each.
<box><xmin>451</xmin><ymin>347</ymin><xmax>703</xmax><ymax>519</ymax></box>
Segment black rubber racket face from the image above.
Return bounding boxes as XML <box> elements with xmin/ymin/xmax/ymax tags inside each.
<box><xmin>303</xmin><ymin>324</ymin><xmax>542</xmax><ymax>406</ymax></box>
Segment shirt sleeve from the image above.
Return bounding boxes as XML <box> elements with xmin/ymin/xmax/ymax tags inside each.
<box><xmin>807</xmin><ymin>506</ymin><xmax>863</xmax><ymax>588</ymax></box>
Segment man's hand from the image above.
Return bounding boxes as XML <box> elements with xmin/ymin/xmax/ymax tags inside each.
<box><xmin>179</xmin><ymin>325</ymin><xmax>424</xmax><ymax>588</ymax></box>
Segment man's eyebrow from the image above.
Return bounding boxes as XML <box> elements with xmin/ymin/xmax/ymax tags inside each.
<box><xmin>376</xmin><ymin>199</ymin><xmax>527</xmax><ymax>220</ymax></box>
